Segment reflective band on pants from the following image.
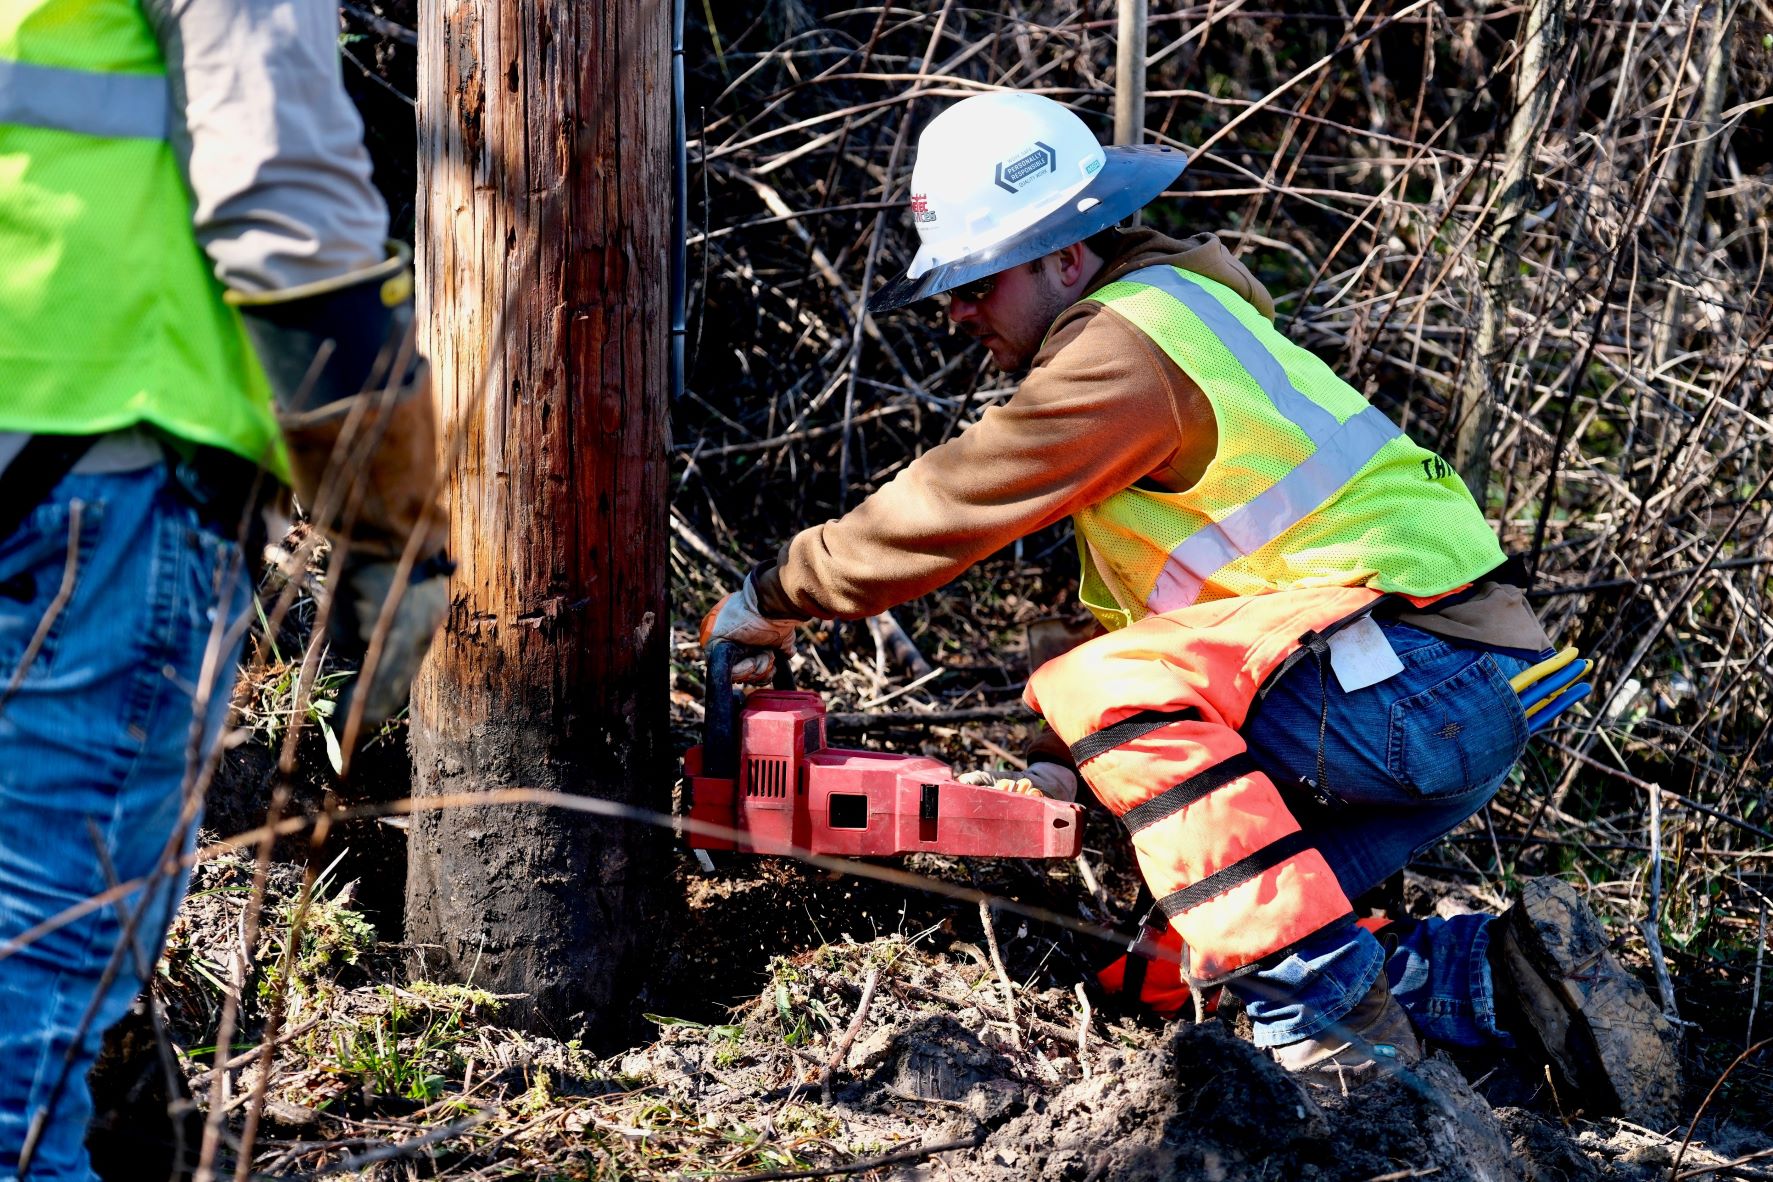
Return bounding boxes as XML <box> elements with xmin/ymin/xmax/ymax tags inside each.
<box><xmin>0</xmin><ymin>57</ymin><xmax>169</xmax><ymax>140</ymax></box>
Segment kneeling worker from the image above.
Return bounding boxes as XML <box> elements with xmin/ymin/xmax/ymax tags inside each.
<box><xmin>702</xmin><ymin>91</ymin><xmax>1673</xmax><ymax>1112</ymax></box>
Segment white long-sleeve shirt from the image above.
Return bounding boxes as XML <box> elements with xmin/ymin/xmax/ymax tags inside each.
<box><xmin>145</xmin><ymin>0</ymin><xmax>389</xmax><ymax>293</ymax></box>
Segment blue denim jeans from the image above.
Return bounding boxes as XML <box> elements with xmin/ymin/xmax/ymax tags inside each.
<box><xmin>0</xmin><ymin>463</ymin><xmax>250</xmax><ymax>1181</ymax></box>
<box><xmin>1224</xmin><ymin>618</ymin><xmax>1532</xmax><ymax>1049</ymax></box>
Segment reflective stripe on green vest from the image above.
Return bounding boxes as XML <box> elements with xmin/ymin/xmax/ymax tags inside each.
<box><xmin>0</xmin><ymin>0</ymin><xmax>284</xmax><ymax>476</ymax></box>
<box><xmin>1073</xmin><ymin>264</ymin><xmax>1504</xmax><ymax>629</ymax></box>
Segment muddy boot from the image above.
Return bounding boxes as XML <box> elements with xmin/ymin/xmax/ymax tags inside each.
<box><xmin>1272</xmin><ymin>976</ymin><xmax>1421</xmax><ymax>1081</ymax></box>
<box><xmin>1489</xmin><ymin>877</ymin><xmax>1682</xmax><ymax>1126</ymax></box>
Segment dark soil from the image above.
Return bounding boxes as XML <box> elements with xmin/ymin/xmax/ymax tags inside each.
<box><xmin>205</xmin><ymin>715</ymin><xmax>413</xmax><ymax>935</ymax></box>
<box><xmin>650</xmin><ymin>812</ymin><xmax>1139</xmax><ymax>1029</ymax></box>
<box><xmin>617</xmin><ymin>934</ymin><xmax>1760</xmax><ymax>1182</ymax></box>
<box><xmin>937</xmin><ymin>1023</ymin><xmax>1525</xmax><ymax>1182</ymax></box>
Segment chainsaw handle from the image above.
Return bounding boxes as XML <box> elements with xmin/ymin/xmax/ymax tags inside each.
<box><xmin>703</xmin><ymin>641</ymin><xmax>794</xmax><ymax>779</ymax></box>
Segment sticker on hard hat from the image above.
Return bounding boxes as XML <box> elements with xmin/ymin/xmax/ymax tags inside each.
<box><xmin>994</xmin><ymin>141</ymin><xmax>1058</xmax><ymax>193</ymax></box>
<box><xmin>910</xmin><ymin>193</ymin><xmax>937</xmax><ymax>224</ymax></box>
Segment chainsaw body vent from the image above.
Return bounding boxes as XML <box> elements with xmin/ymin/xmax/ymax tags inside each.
<box><xmin>746</xmin><ymin>755</ymin><xmax>790</xmax><ymax>798</ymax></box>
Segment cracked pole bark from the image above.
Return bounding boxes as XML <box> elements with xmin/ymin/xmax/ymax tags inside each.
<box><xmin>406</xmin><ymin>0</ymin><xmax>671</xmax><ymax>1042</ymax></box>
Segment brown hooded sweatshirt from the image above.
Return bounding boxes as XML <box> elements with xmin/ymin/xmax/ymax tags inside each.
<box><xmin>753</xmin><ymin>230</ymin><xmax>1548</xmax><ymax>658</ymax></box>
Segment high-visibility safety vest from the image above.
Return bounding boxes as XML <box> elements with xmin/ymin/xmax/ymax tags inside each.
<box><xmin>1031</xmin><ymin>268</ymin><xmax>1508</xmax><ymax>983</ymax></box>
<box><xmin>0</xmin><ymin>0</ymin><xmax>283</xmax><ymax>474</ymax></box>
<box><xmin>1073</xmin><ymin>265</ymin><xmax>1503</xmax><ymax>630</ymax></box>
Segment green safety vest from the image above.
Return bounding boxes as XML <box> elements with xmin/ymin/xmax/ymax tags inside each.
<box><xmin>1073</xmin><ymin>265</ymin><xmax>1505</xmax><ymax>629</ymax></box>
<box><xmin>0</xmin><ymin>0</ymin><xmax>283</xmax><ymax>474</ymax></box>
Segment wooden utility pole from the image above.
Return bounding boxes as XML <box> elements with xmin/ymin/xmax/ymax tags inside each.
<box><xmin>1113</xmin><ymin>0</ymin><xmax>1147</xmax><ymax>148</ymax></box>
<box><xmin>1114</xmin><ymin>0</ymin><xmax>1147</xmax><ymax>227</ymax></box>
<box><xmin>407</xmin><ymin>0</ymin><xmax>672</xmax><ymax>1039</ymax></box>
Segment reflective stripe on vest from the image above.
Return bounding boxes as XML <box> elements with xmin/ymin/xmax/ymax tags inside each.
<box><xmin>1071</xmin><ymin>265</ymin><xmax>1503</xmax><ymax>629</ymax></box>
<box><xmin>1071</xmin><ymin>709</ymin><xmax>1326</xmax><ymax>940</ymax></box>
<box><xmin>1150</xmin><ymin>404</ymin><xmax>1402</xmax><ymax>614</ymax></box>
<box><xmin>0</xmin><ymin>56</ymin><xmax>168</xmax><ymax>139</ymax></box>
<box><xmin>1126</xmin><ymin>264</ymin><xmax>1343</xmax><ymax>441</ymax></box>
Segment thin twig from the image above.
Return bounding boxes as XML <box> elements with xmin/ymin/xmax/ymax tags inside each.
<box><xmin>0</xmin><ymin>500</ymin><xmax>83</xmax><ymax>716</ymax></box>
<box><xmin>820</xmin><ymin>966</ymin><xmax>881</xmax><ymax>1104</ymax></box>
<box><xmin>978</xmin><ymin>898</ymin><xmax>1022</xmax><ymax>1049</ymax></box>
<box><xmin>339</xmin><ymin>2</ymin><xmax>417</xmax><ymax>45</ymax></box>
<box><xmin>1671</xmin><ymin>1039</ymin><xmax>1773</xmax><ymax>1181</ymax></box>
<box><xmin>1674</xmin><ymin>1145</ymin><xmax>1773</xmax><ymax>1181</ymax></box>
<box><xmin>1641</xmin><ymin>781</ymin><xmax>1682</xmax><ymax>1021</ymax></box>
<box><xmin>1749</xmin><ymin>895</ymin><xmax>1767</xmax><ymax>1050</ymax></box>
<box><xmin>1073</xmin><ymin>981</ymin><xmax>1092</xmax><ymax>1080</ymax></box>
<box><xmin>292</xmin><ymin>1112</ymin><xmax>488</xmax><ymax>1180</ymax></box>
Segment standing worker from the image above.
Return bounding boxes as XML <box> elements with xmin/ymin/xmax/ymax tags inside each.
<box><xmin>703</xmin><ymin>91</ymin><xmax>1674</xmax><ymax>1112</ymax></box>
<box><xmin>0</xmin><ymin>0</ymin><xmax>450</xmax><ymax>1176</ymax></box>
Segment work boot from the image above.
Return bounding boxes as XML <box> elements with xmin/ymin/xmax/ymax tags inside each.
<box><xmin>1489</xmin><ymin>877</ymin><xmax>1683</xmax><ymax>1127</ymax></box>
<box><xmin>1272</xmin><ymin>976</ymin><xmax>1421</xmax><ymax>1080</ymax></box>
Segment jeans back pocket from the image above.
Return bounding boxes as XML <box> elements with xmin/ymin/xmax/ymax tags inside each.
<box><xmin>1386</xmin><ymin>654</ymin><xmax>1528</xmax><ymax>798</ymax></box>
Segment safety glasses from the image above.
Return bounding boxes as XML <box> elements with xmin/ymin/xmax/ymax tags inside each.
<box><xmin>944</xmin><ymin>272</ymin><xmax>1000</xmax><ymax>304</ymax></box>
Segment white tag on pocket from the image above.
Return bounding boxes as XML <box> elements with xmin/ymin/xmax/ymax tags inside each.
<box><xmin>1326</xmin><ymin>616</ymin><xmax>1405</xmax><ymax>693</ymax></box>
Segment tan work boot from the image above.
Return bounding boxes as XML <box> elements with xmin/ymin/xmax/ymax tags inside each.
<box><xmin>1272</xmin><ymin>976</ymin><xmax>1422</xmax><ymax>1080</ymax></box>
<box><xmin>1489</xmin><ymin>877</ymin><xmax>1683</xmax><ymax>1127</ymax></box>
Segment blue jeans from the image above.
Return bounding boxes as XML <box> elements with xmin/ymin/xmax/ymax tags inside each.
<box><xmin>1224</xmin><ymin>619</ymin><xmax>1532</xmax><ymax>1048</ymax></box>
<box><xmin>0</xmin><ymin>463</ymin><xmax>250</xmax><ymax>1181</ymax></box>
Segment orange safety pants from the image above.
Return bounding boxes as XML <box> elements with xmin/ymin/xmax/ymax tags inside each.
<box><xmin>1027</xmin><ymin>586</ymin><xmax>1393</xmax><ymax>984</ymax></box>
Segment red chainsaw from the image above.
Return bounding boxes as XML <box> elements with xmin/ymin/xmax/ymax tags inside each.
<box><xmin>685</xmin><ymin>641</ymin><xmax>1083</xmax><ymax>859</ymax></box>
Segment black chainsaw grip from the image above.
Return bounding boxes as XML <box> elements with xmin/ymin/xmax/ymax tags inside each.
<box><xmin>704</xmin><ymin>641</ymin><xmax>794</xmax><ymax>780</ymax></box>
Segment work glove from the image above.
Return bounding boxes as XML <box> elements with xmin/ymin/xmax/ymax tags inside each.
<box><xmin>699</xmin><ymin>574</ymin><xmax>802</xmax><ymax>684</ymax></box>
<box><xmin>279</xmin><ymin>373</ymin><xmax>451</xmax><ymax>727</ymax></box>
<box><xmin>957</xmin><ymin>761</ymin><xmax>1079</xmax><ymax>803</ymax></box>
<box><xmin>233</xmin><ymin>245</ymin><xmax>452</xmax><ymax>729</ymax></box>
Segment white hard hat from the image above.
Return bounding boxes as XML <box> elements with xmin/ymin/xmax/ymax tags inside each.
<box><xmin>869</xmin><ymin>92</ymin><xmax>1186</xmax><ymax>312</ymax></box>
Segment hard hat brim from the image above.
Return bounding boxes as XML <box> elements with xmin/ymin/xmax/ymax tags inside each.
<box><xmin>867</xmin><ymin>144</ymin><xmax>1188</xmax><ymax>314</ymax></box>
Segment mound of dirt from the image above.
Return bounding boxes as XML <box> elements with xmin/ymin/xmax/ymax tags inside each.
<box><xmin>599</xmin><ymin>933</ymin><xmax>1759</xmax><ymax>1182</ymax></box>
<box><xmin>943</xmin><ymin>1021</ymin><xmax>1521</xmax><ymax>1182</ymax></box>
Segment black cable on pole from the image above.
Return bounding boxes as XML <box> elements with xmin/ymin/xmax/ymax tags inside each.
<box><xmin>671</xmin><ymin>0</ymin><xmax>688</xmax><ymax>402</ymax></box>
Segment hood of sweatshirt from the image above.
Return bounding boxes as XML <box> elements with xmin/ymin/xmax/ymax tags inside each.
<box><xmin>1085</xmin><ymin>229</ymin><xmax>1276</xmax><ymax>320</ymax></box>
